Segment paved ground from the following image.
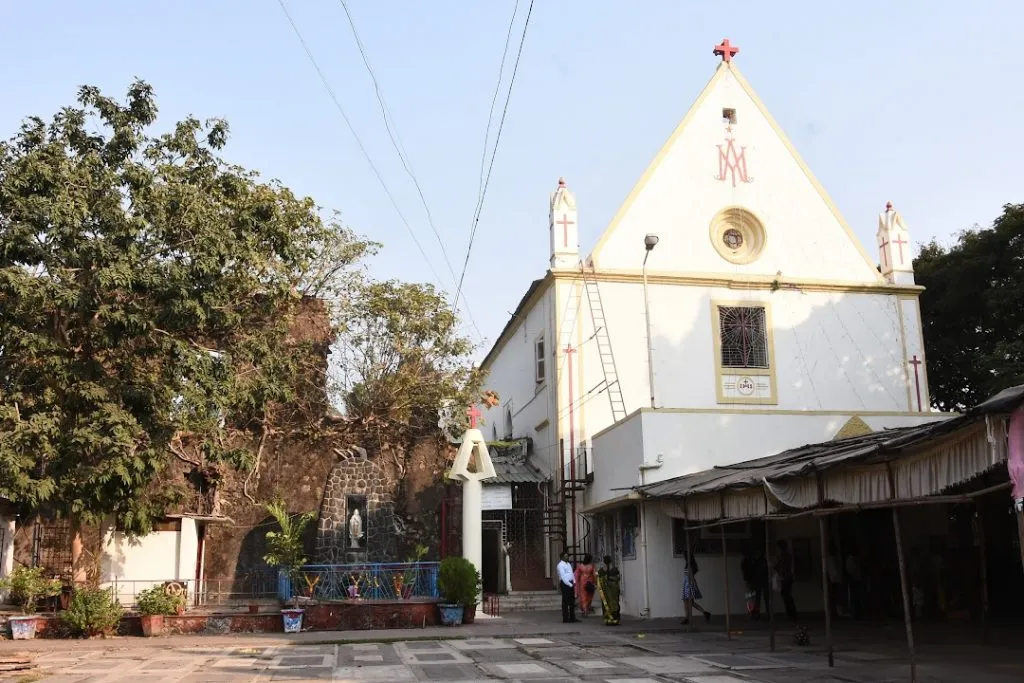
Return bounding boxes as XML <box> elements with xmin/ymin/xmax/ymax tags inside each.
<box><xmin>3</xmin><ymin>612</ymin><xmax>1023</xmax><ymax>683</ymax></box>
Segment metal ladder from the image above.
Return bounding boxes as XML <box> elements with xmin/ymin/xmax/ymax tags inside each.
<box><xmin>581</xmin><ymin>267</ymin><xmax>627</xmax><ymax>423</ymax></box>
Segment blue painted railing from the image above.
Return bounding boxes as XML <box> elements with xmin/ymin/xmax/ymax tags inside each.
<box><xmin>277</xmin><ymin>562</ymin><xmax>440</xmax><ymax>602</ymax></box>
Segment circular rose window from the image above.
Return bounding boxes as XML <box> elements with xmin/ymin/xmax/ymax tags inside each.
<box><xmin>723</xmin><ymin>228</ymin><xmax>744</xmax><ymax>250</ymax></box>
<box><xmin>709</xmin><ymin>208</ymin><xmax>766</xmax><ymax>264</ymax></box>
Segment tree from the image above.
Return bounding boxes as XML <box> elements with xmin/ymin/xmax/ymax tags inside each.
<box><xmin>335</xmin><ymin>280</ymin><xmax>481</xmax><ymax>443</ymax></box>
<box><xmin>915</xmin><ymin>203</ymin><xmax>1024</xmax><ymax>411</ymax></box>
<box><xmin>0</xmin><ymin>81</ymin><xmax>370</xmax><ymax>533</ymax></box>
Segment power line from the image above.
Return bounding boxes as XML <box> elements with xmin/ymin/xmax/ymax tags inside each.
<box><xmin>335</xmin><ymin>0</ymin><xmax>483</xmax><ymax>342</ymax></box>
<box><xmin>273</xmin><ymin>0</ymin><xmax>447</xmax><ymax>305</ymax></box>
<box><xmin>476</xmin><ymin>0</ymin><xmax>520</xmax><ymax>205</ymax></box>
<box><xmin>452</xmin><ymin>0</ymin><xmax>535</xmax><ymax>313</ymax></box>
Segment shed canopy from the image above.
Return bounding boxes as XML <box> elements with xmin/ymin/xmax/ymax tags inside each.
<box><xmin>489</xmin><ymin>455</ymin><xmax>549</xmax><ymax>485</ymax></box>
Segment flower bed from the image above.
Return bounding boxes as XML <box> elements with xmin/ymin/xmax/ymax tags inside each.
<box><xmin>3</xmin><ymin>599</ymin><xmax>443</xmax><ymax>638</ymax></box>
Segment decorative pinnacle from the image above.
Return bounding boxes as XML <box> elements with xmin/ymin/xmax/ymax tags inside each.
<box><xmin>886</xmin><ymin>201</ymin><xmax>893</xmax><ymax>211</ymax></box>
<box><xmin>558</xmin><ymin>177</ymin><xmax>566</xmax><ymax>188</ymax></box>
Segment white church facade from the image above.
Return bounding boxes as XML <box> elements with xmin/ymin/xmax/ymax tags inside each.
<box><xmin>478</xmin><ymin>41</ymin><xmax>945</xmax><ymax>618</ymax></box>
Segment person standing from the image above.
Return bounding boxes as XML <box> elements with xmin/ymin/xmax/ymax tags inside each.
<box><xmin>774</xmin><ymin>540</ymin><xmax>797</xmax><ymax>619</ymax></box>
<box><xmin>574</xmin><ymin>554</ymin><xmax>597</xmax><ymax>617</ymax></box>
<box><xmin>556</xmin><ymin>552</ymin><xmax>577</xmax><ymax>623</ymax></box>
<box><xmin>597</xmin><ymin>555</ymin><xmax>621</xmax><ymax>625</ymax></box>
<box><xmin>681</xmin><ymin>552</ymin><xmax>711</xmax><ymax>625</ymax></box>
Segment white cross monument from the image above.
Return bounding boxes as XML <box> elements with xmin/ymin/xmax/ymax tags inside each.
<box><xmin>447</xmin><ymin>405</ymin><xmax>496</xmax><ymax>617</ymax></box>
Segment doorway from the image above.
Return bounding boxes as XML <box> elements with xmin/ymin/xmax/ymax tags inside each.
<box><xmin>482</xmin><ymin>522</ymin><xmax>502</xmax><ymax>594</ymax></box>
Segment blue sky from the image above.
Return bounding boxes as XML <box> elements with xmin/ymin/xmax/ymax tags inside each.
<box><xmin>2</xmin><ymin>1</ymin><xmax>1021</xmax><ymax>356</ymax></box>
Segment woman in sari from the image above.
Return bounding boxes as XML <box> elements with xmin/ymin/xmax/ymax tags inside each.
<box><xmin>596</xmin><ymin>555</ymin><xmax>620</xmax><ymax>625</ymax></box>
<box><xmin>574</xmin><ymin>554</ymin><xmax>597</xmax><ymax>617</ymax></box>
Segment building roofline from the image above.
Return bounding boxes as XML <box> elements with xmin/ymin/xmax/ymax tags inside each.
<box><xmin>479</xmin><ymin>273</ymin><xmax>552</xmax><ymax>371</ymax></box>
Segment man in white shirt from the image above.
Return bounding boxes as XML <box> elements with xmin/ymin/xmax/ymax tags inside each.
<box><xmin>556</xmin><ymin>552</ymin><xmax>577</xmax><ymax>623</ymax></box>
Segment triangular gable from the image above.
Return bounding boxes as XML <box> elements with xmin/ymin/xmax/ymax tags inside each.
<box><xmin>588</xmin><ymin>62</ymin><xmax>883</xmax><ymax>284</ymax></box>
<box><xmin>833</xmin><ymin>416</ymin><xmax>873</xmax><ymax>440</ymax></box>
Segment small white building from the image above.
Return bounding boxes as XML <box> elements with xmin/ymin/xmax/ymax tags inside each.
<box><xmin>478</xmin><ymin>40</ymin><xmax>945</xmax><ymax>618</ymax></box>
<box><xmin>99</xmin><ymin>514</ymin><xmax>220</xmax><ymax>606</ymax></box>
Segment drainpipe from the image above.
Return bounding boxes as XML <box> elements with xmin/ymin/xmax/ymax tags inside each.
<box><xmin>638</xmin><ymin>454</ymin><xmax>664</xmax><ymax>619</ymax></box>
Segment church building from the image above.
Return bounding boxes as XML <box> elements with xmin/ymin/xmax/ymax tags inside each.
<box><xmin>478</xmin><ymin>40</ymin><xmax>944</xmax><ymax>618</ymax></box>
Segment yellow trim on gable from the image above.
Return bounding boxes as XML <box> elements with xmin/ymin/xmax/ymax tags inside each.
<box><xmin>912</xmin><ymin>295</ymin><xmax>930</xmax><ymax>409</ymax></box>
<box><xmin>553</xmin><ymin>267</ymin><xmax>920</xmax><ymax>295</ymax></box>
<box><xmin>726</xmin><ymin>64</ymin><xmax>885</xmax><ymax>283</ymax></box>
<box><xmin>589</xmin><ymin>64</ymin><xmax>729</xmax><ymax>267</ymax></box>
<box><xmin>896</xmin><ymin>295</ymin><xmax>914</xmax><ymax>411</ymax></box>
<box><xmin>588</xmin><ymin>62</ymin><xmax>885</xmax><ymax>284</ymax></box>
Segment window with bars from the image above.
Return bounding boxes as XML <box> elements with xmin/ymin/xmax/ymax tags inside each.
<box><xmin>534</xmin><ymin>336</ymin><xmax>545</xmax><ymax>384</ymax></box>
<box><xmin>718</xmin><ymin>306</ymin><xmax>769</xmax><ymax>369</ymax></box>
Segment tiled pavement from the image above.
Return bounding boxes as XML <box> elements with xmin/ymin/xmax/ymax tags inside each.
<box><xmin>12</xmin><ymin>630</ymin><xmax>1024</xmax><ymax>683</ymax></box>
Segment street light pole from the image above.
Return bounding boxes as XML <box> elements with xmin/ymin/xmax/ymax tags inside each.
<box><xmin>642</xmin><ymin>234</ymin><xmax>659</xmax><ymax>409</ymax></box>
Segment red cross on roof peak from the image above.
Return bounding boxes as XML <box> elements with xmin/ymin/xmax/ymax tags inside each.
<box><xmin>466</xmin><ymin>405</ymin><xmax>481</xmax><ymax>429</ymax></box>
<box><xmin>714</xmin><ymin>38</ymin><xmax>740</xmax><ymax>63</ymax></box>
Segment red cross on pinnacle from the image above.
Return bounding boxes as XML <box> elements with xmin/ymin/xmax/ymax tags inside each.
<box><xmin>466</xmin><ymin>405</ymin><xmax>481</xmax><ymax>429</ymax></box>
<box><xmin>714</xmin><ymin>38</ymin><xmax>740</xmax><ymax>63</ymax></box>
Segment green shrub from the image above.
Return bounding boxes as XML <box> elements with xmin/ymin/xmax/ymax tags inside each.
<box><xmin>60</xmin><ymin>587</ymin><xmax>123</xmax><ymax>638</ymax></box>
<box><xmin>136</xmin><ymin>586</ymin><xmax>185</xmax><ymax>616</ymax></box>
<box><xmin>437</xmin><ymin>557</ymin><xmax>480</xmax><ymax>606</ymax></box>
<box><xmin>0</xmin><ymin>566</ymin><xmax>62</xmax><ymax>614</ymax></box>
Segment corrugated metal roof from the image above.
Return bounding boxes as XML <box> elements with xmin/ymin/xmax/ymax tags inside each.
<box><xmin>489</xmin><ymin>456</ymin><xmax>549</xmax><ymax>484</ymax></box>
<box><xmin>637</xmin><ymin>415</ymin><xmax>969</xmax><ymax>500</ymax></box>
<box><xmin>971</xmin><ymin>384</ymin><xmax>1024</xmax><ymax>416</ymax></box>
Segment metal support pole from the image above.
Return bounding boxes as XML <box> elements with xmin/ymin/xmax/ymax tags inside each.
<box><xmin>892</xmin><ymin>508</ymin><xmax>917</xmax><ymax>683</ymax></box>
<box><xmin>1016</xmin><ymin>506</ymin><xmax>1024</xmax><ymax>579</ymax></box>
<box><xmin>722</xmin><ymin>524</ymin><xmax>731</xmax><ymax>639</ymax></box>
<box><xmin>818</xmin><ymin>517</ymin><xmax>834</xmax><ymax>667</ymax></box>
<box><xmin>642</xmin><ymin>256</ymin><xmax>655</xmax><ymax>408</ymax></box>
<box><xmin>684</xmin><ymin>524</ymin><xmax>693</xmax><ymax>632</ymax></box>
<box><xmin>765</xmin><ymin>520</ymin><xmax>775</xmax><ymax>652</ymax></box>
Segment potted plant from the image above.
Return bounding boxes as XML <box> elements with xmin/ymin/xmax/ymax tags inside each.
<box><xmin>0</xmin><ymin>567</ymin><xmax>62</xmax><ymax>639</ymax></box>
<box><xmin>262</xmin><ymin>499</ymin><xmax>314</xmax><ymax>634</ymax></box>
<box><xmin>60</xmin><ymin>587</ymin><xmax>123</xmax><ymax>638</ymax></box>
<box><xmin>437</xmin><ymin>557</ymin><xmax>480</xmax><ymax>626</ymax></box>
<box><xmin>136</xmin><ymin>586</ymin><xmax>185</xmax><ymax>637</ymax></box>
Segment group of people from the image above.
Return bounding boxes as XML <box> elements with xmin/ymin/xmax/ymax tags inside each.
<box><xmin>680</xmin><ymin>541</ymin><xmax>800</xmax><ymax>624</ymax></box>
<box><xmin>555</xmin><ymin>552</ymin><xmax>621</xmax><ymax>625</ymax></box>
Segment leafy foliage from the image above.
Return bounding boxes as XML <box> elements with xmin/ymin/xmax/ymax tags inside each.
<box><xmin>0</xmin><ymin>566</ymin><xmax>63</xmax><ymax>614</ymax></box>
<box><xmin>262</xmin><ymin>499</ymin><xmax>314</xmax><ymax>577</ymax></box>
<box><xmin>336</xmin><ymin>280</ymin><xmax>481</xmax><ymax>440</ymax></box>
<box><xmin>437</xmin><ymin>556</ymin><xmax>481</xmax><ymax>606</ymax></box>
<box><xmin>0</xmin><ymin>81</ymin><xmax>370</xmax><ymax>531</ymax></box>
<box><xmin>915</xmin><ymin>203</ymin><xmax>1024</xmax><ymax>410</ymax></box>
<box><xmin>135</xmin><ymin>586</ymin><xmax>185</xmax><ymax>616</ymax></box>
<box><xmin>60</xmin><ymin>587</ymin><xmax>123</xmax><ymax>637</ymax></box>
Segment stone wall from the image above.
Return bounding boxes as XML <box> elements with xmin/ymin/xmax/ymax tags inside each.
<box><xmin>315</xmin><ymin>447</ymin><xmax>393</xmax><ymax>564</ymax></box>
<box><xmin>201</xmin><ymin>434</ymin><xmax>454</xmax><ymax>597</ymax></box>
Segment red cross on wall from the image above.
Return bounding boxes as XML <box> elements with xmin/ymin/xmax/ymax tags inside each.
<box><xmin>714</xmin><ymin>38</ymin><xmax>740</xmax><ymax>63</ymax></box>
<box><xmin>556</xmin><ymin>214</ymin><xmax>575</xmax><ymax>248</ymax></box>
<box><xmin>879</xmin><ymin>237</ymin><xmax>889</xmax><ymax>267</ymax></box>
<box><xmin>893</xmin><ymin>235</ymin><xmax>908</xmax><ymax>265</ymax></box>
<box><xmin>908</xmin><ymin>356</ymin><xmax>923</xmax><ymax>412</ymax></box>
<box><xmin>466</xmin><ymin>405</ymin><xmax>481</xmax><ymax>429</ymax></box>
